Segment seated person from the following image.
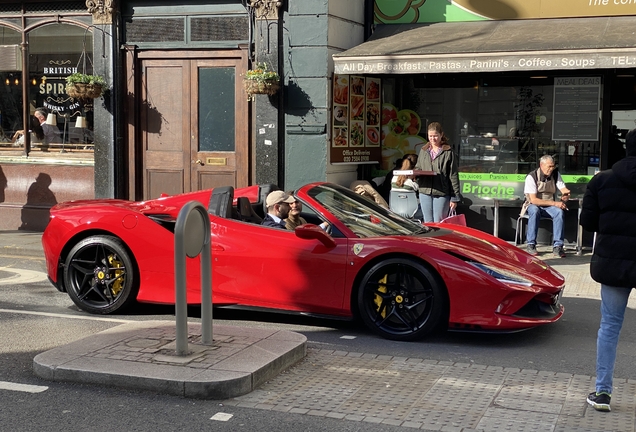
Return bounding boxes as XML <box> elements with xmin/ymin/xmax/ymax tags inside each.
<box><xmin>522</xmin><ymin>155</ymin><xmax>571</xmax><ymax>258</ymax></box>
<box><xmin>10</xmin><ymin>117</ymin><xmax>44</xmax><ymax>147</ymax></box>
<box><xmin>261</xmin><ymin>190</ymin><xmax>295</xmax><ymax>229</ymax></box>
<box><xmin>350</xmin><ymin>180</ymin><xmax>389</xmax><ymax>209</ymax></box>
<box><xmin>285</xmin><ymin>193</ymin><xmax>329</xmax><ymax>231</ymax></box>
<box><xmin>391</xmin><ymin>158</ymin><xmax>418</xmax><ymax>192</ymax></box>
<box><xmin>34</xmin><ymin>107</ymin><xmax>61</xmax><ymax>151</ymax></box>
<box><xmin>377</xmin><ymin>157</ymin><xmax>403</xmax><ymax>201</ymax></box>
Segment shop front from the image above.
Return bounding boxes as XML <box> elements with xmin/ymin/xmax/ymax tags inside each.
<box><xmin>332</xmin><ymin>15</ymin><xmax>636</xmax><ymax>244</ymax></box>
<box><xmin>0</xmin><ymin>2</ymin><xmax>98</xmax><ymax>230</ymax></box>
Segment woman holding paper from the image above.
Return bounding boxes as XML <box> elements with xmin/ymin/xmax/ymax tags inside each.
<box><xmin>414</xmin><ymin>122</ymin><xmax>461</xmax><ymax>222</ymax></box>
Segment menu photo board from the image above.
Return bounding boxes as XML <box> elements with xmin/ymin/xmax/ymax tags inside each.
<box><xmin>331</xmin><ymin>74</ymin><xmax>381</xmax><ymax>164</ymax></box>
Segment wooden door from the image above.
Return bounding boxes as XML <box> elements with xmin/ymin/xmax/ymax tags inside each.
<box><xmin>191</xmin><ymin>58</ymin><xmax>248</xmax><ymax>191</ymax></box>
<box><xmin>135</xmin><ymin>50</ymin><xmax>248</xmax><ymax>200</ymax></box>
<box><xmin>139</xmin><ymin>58</ymin><xmax>190</xmax><ymax>198</ymax></box>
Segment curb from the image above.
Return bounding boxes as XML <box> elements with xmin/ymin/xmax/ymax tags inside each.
<box><xmin>33</xmin><ymin>320</ymin><xmax>307</xmax><ymax>399</ymax></box>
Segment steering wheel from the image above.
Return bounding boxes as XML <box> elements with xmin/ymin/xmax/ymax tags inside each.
<box><xmin>323</xmin><ymin>222</ymin><xmax>332</xmax><ymax>235</ymax></box>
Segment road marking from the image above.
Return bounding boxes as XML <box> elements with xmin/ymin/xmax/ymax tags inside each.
<box><xmin>210</xmin><ymin>413</ymin><xmax>233</xmax><ymax>421</ymax></box>
<box><xmin>0</xmin><ymin>266</ymin><xmax>49</xmax><ymax>285</ymax></box>
<box><xmin>0</xmin><ymin>254</ymin><xmax>44</xmax><ymax>261</ymax></box>
<box><xmin>0</xmin><ymin>308</ymin><xmax>133</xmax><ymax>323</ymax></box>
<box><xmin>340</xmin><ymin>335</ymin><xmax>357</xmax><ymax>340</ymax></box>
<box><xmin>0</xmin><ymin>381</ymin><xmax>48</xmax><ymax>393</ymax></box>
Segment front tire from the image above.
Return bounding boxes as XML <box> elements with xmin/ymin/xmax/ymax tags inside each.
<box><xmin>357</xmin><ymin>258</ymin><xmax>447</xmax><ymax>341</ymax></box>
<box><xmin>64</xmin><ymin>235</ymin><xmax>138</xmax><ymax>314</ymax></box>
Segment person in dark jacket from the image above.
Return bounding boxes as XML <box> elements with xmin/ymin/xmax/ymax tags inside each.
<box><xmin>261</xmin><ymin>190</ymin><xmax>294</xmax><ymax>229</ymax></box>
<box><xmin>414</xmin><ymin>122</ymin><xmax>461</xmax><ymax>222</ymax></box>
<box><xmin>580</xmin><ymin>128</ymin><xmax>636</xmax><ymax>412</ymax></box>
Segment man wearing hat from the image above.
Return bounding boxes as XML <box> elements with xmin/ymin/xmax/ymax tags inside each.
<box><xmin>582</xmin><ymin>128</ymin><xmax>636</xmax><ymax>412</ymax></box>
<box><xmin>261</xmin><ymin>190</ymin><xmax>295</xmax><ymax>229</ymax></box>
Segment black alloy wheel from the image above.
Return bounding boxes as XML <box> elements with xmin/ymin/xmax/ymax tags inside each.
<box><xmin>64</xmin><ymin>235</ymin><xmax>138</xmax><ymax>314</ymax></box>
<box><xmin>357</xmin><ymin>258</ymin><xmax>447</xmax><ymax>341</ymax></box>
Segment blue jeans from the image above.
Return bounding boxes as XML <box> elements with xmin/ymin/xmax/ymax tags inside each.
<box><xmin>420</xmin><ymin>194</ymin><xmax>450</xmax><ymax>223</ymax></box>
<box><xmin>596</xmin><ymin>284</ymin><xmax>633</xmax><ymax>394</ymax></box>
<box><xmin>525</xmin><ymin>204</ymin><xmax>565</xmax><ymax>247</ymax></box>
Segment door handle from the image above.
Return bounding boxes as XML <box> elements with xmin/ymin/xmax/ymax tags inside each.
<box><xmin>193</xmin><ymin>159</ymin><xmax>204</xmax><ymax>166</ymax></box>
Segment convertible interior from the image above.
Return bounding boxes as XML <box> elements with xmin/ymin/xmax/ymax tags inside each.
<box><xmin>148</xmin><ymin>184</ymin><xmax>327</xmax><ymax>232</ymax></box>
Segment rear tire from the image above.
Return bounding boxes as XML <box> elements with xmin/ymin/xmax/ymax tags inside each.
<box><xmin>357</xmin><ymin>258</ymin><xmax>447</xmax><ymax>341</ymax></box>
<box><xmin>64</xmin><ymin>235</ymin><xmax>138</xmax><ymax>314</ymax></box>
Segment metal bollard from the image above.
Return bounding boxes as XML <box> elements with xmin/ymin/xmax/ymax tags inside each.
<box><xmin>174</xmin><ymin>201</ymin><xmax>213</xmax><ymax>356</ymax></box>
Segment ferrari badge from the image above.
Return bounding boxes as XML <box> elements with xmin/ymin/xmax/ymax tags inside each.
<box><xmin>353</xmin><ymin>243</ymin><xmax>364</xmax><ymax>255</ymax></box>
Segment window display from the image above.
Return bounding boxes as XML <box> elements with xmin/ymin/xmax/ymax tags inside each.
<box><xmin>0</xmin><ymin>23</ymin><xmax>95</xmax><ymax>159</ymax></box>
<box><xmin>381</xmin><ymin>74</ymin><xmax>601</xmax><ymax>204</ymax></box>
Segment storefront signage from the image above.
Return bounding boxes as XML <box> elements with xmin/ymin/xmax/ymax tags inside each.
<box><xmin>459</xmin><ymin>172</ymin><xmax>592</xmax><ymax>204</ymax></box>
<box><xmin>552</xmin><ymin>77</ymin><xmax>601</xmax><ymax>141</ymax></box>
<box><xmin>334</xmin><ymin>50</ymin><xmax>636</xmax><ymax>75</ymax></box>
<box><xmin>460</xmin><ymin>173</ymin><xmax>525</xmax><ymax>201</ymax></box>
<box><xmin>452</xmin><ymin>0</ymin><xmax>636</xmax><ymax>20</ymax></box>
<box><xmin>375</xmin><ymin>0</ymin><xmax>636</xmax><ymax>23</ymax></box>
<box><xmin>35</xmin><ymin>55</ymin><xmax>83</xmax><ymax>116</ymax></box>
<box><xmin>331</xmin><ymin>75</ymin><xmax>382</xmax><ymax>164</ymax></box>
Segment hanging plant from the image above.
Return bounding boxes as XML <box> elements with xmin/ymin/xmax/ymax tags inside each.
<box><xmin>243</xmin><ymin>62</ymin><xmax>280</xmax><ymax>97</ymax></box>
<box><xmin>65</xmin><ymin>73</ymin><xmax>106</xmax><ymax>99</ymax></box>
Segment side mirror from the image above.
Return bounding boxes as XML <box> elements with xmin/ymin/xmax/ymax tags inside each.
<box><xmin>294</xmin><ymin>224</ymin><xmax>336</xmax><ymax>249</ymax></box>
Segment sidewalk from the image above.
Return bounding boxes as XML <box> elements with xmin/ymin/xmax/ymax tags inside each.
<box><xmin>3</xmin><ymin>231</ymin><xmax>633</xmax><ymax>431</ymax></box>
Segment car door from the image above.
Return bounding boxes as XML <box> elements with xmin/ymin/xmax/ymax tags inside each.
<box><xmin>209</xmin><ymin>218</ymin><xmax>350</xmax><ymax>316</ymax></box>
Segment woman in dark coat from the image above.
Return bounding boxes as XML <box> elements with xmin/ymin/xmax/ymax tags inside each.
<box><xmin>580</xmin><ymin>128</ymin><xmax>636</xmax><ymax>412</ymax></box>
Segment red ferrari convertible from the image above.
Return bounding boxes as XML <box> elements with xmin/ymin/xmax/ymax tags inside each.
<box><xmin>42</xmin><ymin>182</ymin><xmax>565</xmax><ymax>341</ymax></box>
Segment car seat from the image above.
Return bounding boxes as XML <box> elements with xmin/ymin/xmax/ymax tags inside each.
<box><xmin>208</xmin><ymin>186</ymin><xmax>234</xmax><ymax>218</ymax></box>
<box><xmin>236</xmin><ymin>196</ymin><xmax>263</xmax><ymax>223</ymax></box>
<box><xmin>258</xmin><ymin>184</ymin><xmax>280</xmax><ymax>217</ymax></box>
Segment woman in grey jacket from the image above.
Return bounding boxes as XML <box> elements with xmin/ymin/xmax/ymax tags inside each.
<box><xmin>414</xmin><ymin>122</ymin><xmax>461</xmax><ymax>222</ymax></box>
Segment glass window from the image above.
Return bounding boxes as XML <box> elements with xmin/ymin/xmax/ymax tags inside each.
<box><xmin>198</xmin><ymin>67</ymin><xmax>235</xmax><ymax>152</ymax></box>
<box><xmin>383</xmin><ymin>73</ymin><xmax>602</xmax><ymax>201</ymax></box>
<box><xmin>308</xmin><ymin>184</ymin><xmax>429</xmax><ymax>238</ymax></box>
<box><xmin>28</xmin><ymin>24</ymin><xmax>94</xmax><ymax>157</ymax></box>
<box><xmin>0</xmin><ymin>27</ymin><xmax>23</xmax><ymax>147</ymax></box>
<box><xmin>0</xmin><ymin>23</ymin><xmax>96</xmax><ymax>157</ymax></box>
<box><xmin>397</xmin><ymin>74</ymin><xmax>599</xmax><ymax>175</ymax></box>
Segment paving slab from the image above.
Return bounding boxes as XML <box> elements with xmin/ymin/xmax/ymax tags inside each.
<box><xmin>33</xmin><ymin>320</ymin><xmax>307</xmax><ymax>399</ymax></box>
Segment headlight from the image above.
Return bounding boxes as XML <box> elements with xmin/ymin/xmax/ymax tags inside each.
<box><xmin>468</xmin><ymin>262</ymin><xmax>532</xmax><ymax>287</ymax></box>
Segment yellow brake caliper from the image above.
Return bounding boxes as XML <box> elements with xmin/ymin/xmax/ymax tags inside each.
<box><xmin>374</xmin><ymin>274</ymin><xmax>388</xmax><ymax>318</ymax></box>
<box><xmin>108</xmin><ymin>255</ymin><xmax>124</xmax><ymax>296</ymax></box>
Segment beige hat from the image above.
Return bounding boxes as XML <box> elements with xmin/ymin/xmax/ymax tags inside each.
<box><xmin>266</xmin><ymin>190</ymin><xmax>295</xmax><ymax>207</ymax></box>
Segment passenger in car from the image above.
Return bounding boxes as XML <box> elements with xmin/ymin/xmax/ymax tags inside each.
<box><xmin>261</xmin><ymin>190</ymin><xmax>295</xmax><ymax>229</ymax></box>
<box><xmin>285</xmin><ymin>193</ymin><xmax>329</xmax><ymax>231</ymax></box>
<box><xmin>285</xmin><ymin>194</ymin><xmax>308</xmax><ymax>230</ymax></box>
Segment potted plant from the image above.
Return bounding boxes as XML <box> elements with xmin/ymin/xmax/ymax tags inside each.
<box><xmin>243</xmin><ymin>62</ymin><xmax>280</xmax><ymax>97</ymax></box>
<box><xmin>65</xmin><ymin>73</ymin><xmax>106</xmax><ymax>99</ymax></box>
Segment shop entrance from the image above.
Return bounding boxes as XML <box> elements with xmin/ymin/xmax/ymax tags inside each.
<box><xmin>127</xmin><ymin>49</ymin><xmax>249</xmax><ymax>200</ymax></box>
<box><xmin>610</xmin><ymin>110</ymin><xmax>636</xmax><ymax>167</ymax></box>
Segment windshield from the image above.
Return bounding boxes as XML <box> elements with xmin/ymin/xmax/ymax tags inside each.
<box><xmin>307</xmin><ymin>184</ymin><xmax>432</xmax><ymax>238</ymax></box>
